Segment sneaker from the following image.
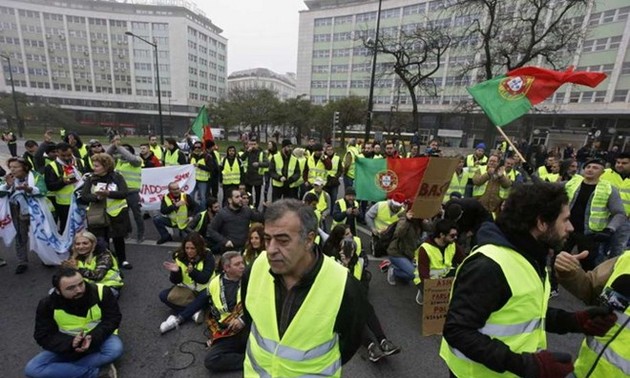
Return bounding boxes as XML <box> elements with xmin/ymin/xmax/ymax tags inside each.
<box><xmin>160</xmin><ymin>315</ymin><xmax>181</xmax><ymax>334</ymax></box>
<box><xmin>367</xmin><ymin>342</ymin><xmax>386</xmax><ymax>362</ymax></box>
<box><xmin>379</xmin><ymin>260</ymin><xmax>391</xmax><ymax>273</ymax></box>
<box><xmin>549</xmin><ymin>289</ymin><xmax>559</xmax><ymax>298</ymax></box>
<box><xmin>192</xmin><ymin>309</ymin><xmax>205</xmax><ymax>325</ymax></box>
<box><xmin>156</xmin><ymin>236</ymin><xmax>173</xmax><ymax>245</ymax></box>
<box><xmin>386</xmin><ymin>265</ymin><xmax>396</xmax><ymax>286</ymax></box>
<box><xmin>15</xmin><ymin>264</ymin><xmax>27</xmax><ymax>274</ymax></box>
<box><xmin>98</xmin><ymin>363</ymin><xmax>118</xmax><ymax>378</ymax></box>
<box><xmin>0</xmin><ymin>258</ymin><xmax>7</xmax><ymax>267</ymax></box>
<box><xmin>416</xmin><ymin>289</ymin><xmax>423</xmax><ymax>305</ymax></box>
<box><xmin>121</xmin><ymin>261</ymin><xmax>133</xmax><ymax>270</ymax></box>
<box><xmin>379</xmin><ymin>339</ymin><xmax>401</xmax><ymax>356</ymax></box>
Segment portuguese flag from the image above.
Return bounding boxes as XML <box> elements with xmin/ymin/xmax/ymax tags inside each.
<box><xmin>355</xmin><ymin>157</ymin><xmax>429</xmax><ymax>202</ymax></box>
<box><xmin>468</xmin><ymin>66</ymin><xmax>607</xmax><ymax>127</ymax></box>
<box><xmin>191</xmin><ymin>105</ymin><xmax>213</xmax><ymax>142</ymax></box>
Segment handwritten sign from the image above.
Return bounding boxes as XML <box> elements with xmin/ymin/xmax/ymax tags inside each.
<box><xmin>139</xmin><ymin>165</ymin><xmax>196</xmax><ymax>211</ymax></box>
<box><xmin>421</xmin><ymin>277</ymin><xmax>454</xmax><ymax>336</ymax></box>
<box><xmin>411</xmin><ymin>158</ymin><xmax>459</xmax><ymax>219</ymax></box>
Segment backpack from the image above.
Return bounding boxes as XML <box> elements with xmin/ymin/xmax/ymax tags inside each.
<box><xmin>371</xmin><ymin>221</ymin><xmax>398</xmax><ymax>257</ymax></box>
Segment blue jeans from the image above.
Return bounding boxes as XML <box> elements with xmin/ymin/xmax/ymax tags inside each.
<box><xmin>192</xmin><ymin>181</ymin><xmax>208</xmax><ymax>210</ymax></box>
<box><xmin>159</xmin><ymin>287</ymin><xmax>208</xmax><ymax>321</ymax></box>
<box><xmin>25</xmin><ymin>335</ymin><xmax>123</xmax><ymax>378</ymax></box>
<box><xmin>153</xmin><ymin>215</ymin><xmax>186</xmax><ymax>240</ymax></box>
<box><xmin>389</xmin><ymin>256</ymin><xmax>415</xmax><ymax>283</ymax></box>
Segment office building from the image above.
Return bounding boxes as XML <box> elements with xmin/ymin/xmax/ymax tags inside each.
<box><xmin>228</xmin><ymin>68</ymin><xmax>297</xmax><ymax>101</ymax></box>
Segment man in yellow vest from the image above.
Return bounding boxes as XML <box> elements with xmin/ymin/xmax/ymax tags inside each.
<box><xmin>304</xmin><ymin>177</ymin><xmax>331</xmax><ymax>231</ymax></box>
<box><xmin>241</xmin><ymin>138</ymin><xmax>268</xmax><ymax>209</ymax></box>
<box><xmin>342</xmin><ymin>138</ymin><xmax>361</xmax><ymax>188</ymax></box>
<box><xmin>302</xmin><ymin>143</ymin><xmax>332</xmax><ymax>192</ymax></box>
<box><xmin>44</xmin><ymin>142</ymin><xmax>84</xmax><ymax>233</ymax></box>
<box><xmin>440</xmin><ymin>182</ymin><xmax>617</xmax><ymax>378</ymax></box>
<box><xmin>600</xmin><ymin>152</ymin><xmax>630</xmax><ymax>258</ymax></box>
<box><xmin>365</xmin><ymin>194</ymin><xmax>405</xmax><ymax>237</ymax></box>
<box><xmin>163</xmin><ymin>137</ymin><xmax>187</xmax><ymax>166</ymax></box>
<box><xmin>189</xmin><ymin>141</ymin><xmax>212</xmax><ymax>210</ymax></box>
<box><xmin>443</xmin><ymin>155</ymin><xmax>468</xmax><ymax>203</ymax></box>
<box><xmin>268</xmin><ymin>139</ymin><xmax>302</xmax><ymax>201</ymax></box>
<box><xmin>331</xmin><ymin>186</ymin><xmax>360</xmax><ymax>236</ymax></box>
<box><xmin>323</xmin><ymin>143</ymin><xmax>342</xmax><ymax>203</ymax></box>
<box><xmin>472</xmin><ymin>154</ymin><xmax>512</xmax><ymax>216</ymax></box>
<box><xmin>241</xmin><ymin>199</ymin><xmax>368</xmax><ymax>376</ymax></box>
<box><xmin>204</xmin><ymin>251</ymin><xmax>248</xmax><ymax>373</ymax></box>
<box><xmin>153</xmin><ymin>182</ymin><xmax>198</xmax><ymax>245</ymax></box>
<box><xmin>464</xmin><ymin>143</ymin><xmax>488</xmax><ymax>197</ymax></box>
<box><xmin>554</xmin><ymin>250</ymin><xmax>626</xmax><ymax>378</ymax></box>
<box><xmin>24</xmin><ymin>267</ymin><xmax>122</xmax><ymax>378</ymax></box>
<box><xmin>109</xmin><ymin>139</ymin><xmax>144</xmax><ymax>243</ymax></box>
<box><xmin>220</xmin><ymin>146</ymin><xmax>243</xmax><ymax>206</ymax></box>
<box><xmin>148</xmin><ymin>135</ymin><xmax>165</xmax><ymax>161</ymax></box>
<box><xmin>535</xmin><ymin>155</ymin><xmax>556</xmax><ymax>181</ymax></box>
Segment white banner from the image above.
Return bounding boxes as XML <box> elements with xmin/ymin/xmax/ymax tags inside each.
<box><xmin>139</xmin><ymin>164</ymin><xmax>196</xmax><ymax>211</ymax></box>
<box><xmin>0</xmin><ymin>196</ymin><xmax>16</xmax><ymax>247</ymax></box>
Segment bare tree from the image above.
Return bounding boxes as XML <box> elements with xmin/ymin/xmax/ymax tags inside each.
<box><xmin>363</xmin><ymin>23</ymin><xmax>451</xmax><ymax>131</ymax></box>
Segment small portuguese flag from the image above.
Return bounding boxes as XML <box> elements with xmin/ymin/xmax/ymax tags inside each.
<box><xmin>355</xmin><ymin>157</ymin><xmax>429</xmax><ymax>202</ymax></box>
<box><xmin>468</xmin><ymin>66</ymin><xmax>607</xmax><ymax>127</ymax></box>
<box><xmin>191</xmin><ymin>105</ymin><xmax>211</xmax><ymax>140</ymax></box>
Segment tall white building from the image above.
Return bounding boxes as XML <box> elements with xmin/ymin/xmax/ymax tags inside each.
<box><xmin>228</xmin><ymin>68</ymin><xmax>297</xmax><ymax>101</ymax></box>
<box><xmin>0</xmin><ymin>0</ymin><xmax>228</xmax><ymax>134</ymax></box>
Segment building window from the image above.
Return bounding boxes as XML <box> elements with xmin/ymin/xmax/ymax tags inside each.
<box><xmin>334</xmin><ymin>15</ymin><xmax>353</xmax><ymax>25</ymax></box>
<box><xmin>381</xmin><ymin>8</ymin><xmax>400</xmax><ymax>19</ymax></box>
<box><xmin>403</xmin><ymin>4</ymin><xmax>425</xmax><ymax>15</ymax></box>
<box><xmin>593</xmin><ymin>91</ymin><xmax>606</xmax><ymax>102</ymax></box>
<box><xmin>356</xmin><ymin>12</ymin><xmax>377</xmax><ymax>22</ymax></box>
<box><xmin>313</xmin><ymin>50</ymin><xmax>331</xmax><ymax>58</ymax></box>
<box><xmin>314</xmin><ymin>17</ymin><xmax>333</xmax><ymax>27</ymax></box>
<box><xmin>314</xmin><ymin>34</ymin><xmax>332</xmax><ymax>42</ymax></box>
<box><xmin>613</xmin><ymin>90</ymin><xmax>628</xmax><ymax>102</ymax></box>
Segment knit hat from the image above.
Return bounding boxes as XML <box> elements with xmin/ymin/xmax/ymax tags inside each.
<box><xmin>475</xmin><ymin>143</ymin><xmax>486</xmax><ymax>150</ymax></box>
<box><xmin>345</xmin><ymin>187</ymin><xmax>356</xmax><ymax>195</ymax></box>
<box><xmin>282</xmin><ymin>139</ymin><xmax>292</xmax><ymax>148</ymax></box>
<box><xmin>583</xmin><ymin>158</ymin><xmax>606</xmax><ymax>168</ymax></box>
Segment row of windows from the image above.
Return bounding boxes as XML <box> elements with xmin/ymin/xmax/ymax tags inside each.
<box><xmin>187</xmin><ymin>27</ymin><xmax>226</xmax><ymax>50</ymax></box>
<box><xmin>314</xmin><ymin>1</ymin><xmax>452</xmax><ymax>27</ymax></box>
<box><xmin>582</xmin><ymin>36</ymin><xmax>623</xmax><ymax>52</ymax></box>
<box><xmin>588</xmin><ymin>6</ymin><xmax>630</xmax><ymax>26</ymax></box>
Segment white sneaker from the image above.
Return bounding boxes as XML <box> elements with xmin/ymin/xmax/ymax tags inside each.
<box><xmin>192</xmin><ymin>309</ymin><xmax>205</xmax><ymax>325</ymax></box>
<box><xmin>416</xmin><ymin>289</ymin><xmax>423</xmax><ymax>305</ymax></box>
<box><xmin>386</xmin><ymin>265</ymin><xmax>396</xmax><ymax>286</ymax></box>
<box><xmin>160</xmin><ymin>315</ymin><xmax>181</xmax><ymax>334</ymax></box>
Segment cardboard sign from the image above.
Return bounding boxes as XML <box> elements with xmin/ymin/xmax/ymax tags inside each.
<box><xmin>411</xmin><ymin>158</ymin><xmax>459</xmax><ymax>219</ymax></box>
<box><xmin>421</xmin><ymin>277</ymin><xmax>454</xmax><ymax>336</ymax></box>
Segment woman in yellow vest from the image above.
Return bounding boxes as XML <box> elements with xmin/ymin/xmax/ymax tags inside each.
<box><xmin>242</xmin><ymin>223</ymin><xmax>265</xmax><ymax>265</ymax></box>
<box><xmin>62</xmin><ymin>230</ymin><xmax>124</xmax><ymax>297</ymax></box>
<box><xmin>159</xmin><ymin>232</ymin><xmax>216</xmax><ymax>334</ymax></box>
<box><xmin>79</xmin><ymin>153</ymin><xmax>133</xmax><ymax>270</ymax></box>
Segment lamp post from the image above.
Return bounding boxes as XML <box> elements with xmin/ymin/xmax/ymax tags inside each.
<box><xmin>1</xmin><ymin>54</ymin><xmax>24</xmax><ymax>137</ymax></box>
<box><xmin>125</xmin><ymin>31</ymin><xmax>164</xmax><ymax>145</ymax></box>
<box><xmin>364</xmin><ymin>0</ymin><xmax>383</xmax><ymax>142</ymax></box>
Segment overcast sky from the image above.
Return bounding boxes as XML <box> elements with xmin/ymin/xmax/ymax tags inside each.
<box><xmin>198</xmin><ymin>0</ymin><xmax>307</xmax><ymax>76</ymax></box>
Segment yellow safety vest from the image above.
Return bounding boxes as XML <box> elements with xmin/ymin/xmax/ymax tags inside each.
<box><xmin>352</xmin><ymin>236</ymin><xmax>363</xmax><ymax>281</ymax></box>
<box><xmin>244</xmin><ymin>252</ymin><xmax>346</xmax><ymax>377</ymax></box>
<box><xmin>271</xmin><ymin>153</ymin><xmax>300</xmax><ymax>188</ymax></box>
<box><xmin>574</xmin><ymin>251</ymin><xmax>630</xmax><ymax>378</ymax></box>
<box><xmin>221</xmin><ymin>157</ymin><xmax>241</xmax><ymax>185</ymax></box>
<box><xmin>307</xmin><ymin>189</ymin><xmax>328</xmax><ymax>214</ymax></box>
<box><xmin>537</xmin><ymin>165</ymin><xmax>550</xmax><ymax>180</ymax></box>
<box><xmin>332</xmin><ymin>198</ymin><xmax>359</xmax><ymax>229</ymax></box>
<box><xmin>192</xmin><ymin>210</ymin><xmax>208</xmax><ymax>232</ymax></box>
<box><xmin>294</xmin><ymin>156</ymin><xmax>307</xmax><ymax>188</ymax></box>
<box><xmin>164</xmin><ymin>193</ymin><xmax>188</xmax><ymax>230</ymax></box>
<box><xmin>374</xmin><ymin>201</ymin><xmax>402</xmax><ymax>233</ymax></box>
<box><xmin>499</xmin><ymin>169</ymin><xmax>519</xmax><ymax>199</ymax></box>
<box><xmin>440</xmin><ymin>245</ymin><xmax>549</xmax><ymax>378</ymax></box>
<box><xmin>307</xmin><ymin>156</ymin><xmax>328</xmax><ymax>185</ymax></box>
<box><xmin>344</xmin><ymin>146</ymin><xmax>360</xmax><ymax>179</ymax></box>
<box><xmin>244</xmin><ymin>151</ymin><xmax>265</xmax><ymax>176</ymax></box>
<box><xmin>444</xmin><ymin>170</ymin><xmax>469</xmax><ymax>203</ymax></box>
<box><xmin>466</xmin><ymin>154</ymin><xmax>487</xmax><ymax>175</ymax></box>
<box><xmin>115</xmin><ymin>161</ymin><xmax>142</xmax><ymax>190</ymax></box>
<box><xmin>164</xmin><ymin>149</ymin><xmax>181</xmax><ymax>166</ymax></box>
<box><xmin>413</xmin><ymin>242</ymin><xmax>456</xmax><ymax>285</ymax></box>
<box><xmin>53</xmin><ymin>284</ymin><xmax>118</xmax><ymax>336</ymax></box>
<box><xmin>207</xmin><ymin>274</ymin><xmax>241</xmax><ymax>324</ymax></box>
<box><xmin>175</xmin><ymin>258</ymin><xmax>208</xmax><ymax>292</ymax></box>
<box><xmin>77</xmin><ymin>253</ymin><xmax>123</xmax><ymax>289</ymax></box>
<box><xmin>326</xmin><ymin>154</ymin><xmax>340</xmax><ymax>180</ymax></box>
<box><xmin>190</xmin><ymin>154</ymin><xmax>210</xmax><ymax>182</ymax></box>
<box><xmin>473</xmin><ymin>165</ymin><xmax>491</xmax><ymax>197</ymax></box>
<box><xmin>544</xmin><ymin>173</ymin><xmax>560</xmax><ymax>183</ymax></box>
<box><xmin>565</xmin><ymin>176</ymin><xmax>612</xmax><ymax>232</ymax></box>
<box><xmin>601</xmin><ymin>168</ymin><xmax>630</xmax><ymax>216</ymax></box>
<box><xmin>49</xmin><ymin>162</ymin><xmax>77</xmax><ymax>205</ymax></box>
<box><xmin>88</xmin><ymin>175</ymin><xmax>127</xmax><ymax>217</ymax></box>
<box><xmin>77</xmin><ymin>144</ymin><xmax>88</xmax><ymax>159</ymax></box>
<box><xmin>150</xmin><ymin>145</ymin><xmax>164</xmax><ymax>161</ymax></box>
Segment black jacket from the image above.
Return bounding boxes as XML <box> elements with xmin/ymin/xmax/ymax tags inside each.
<box><xmin>208</xmin><ymin>205</ymin><xmax>263</xmax><ymax>249</ymax></box>
<box><xmin>160</xmin><ymin>193</ymin><xmax>197</xmax><ymax>217</ymax></box>
<box><xmin>241</xmin><ymin>250</ymin><xmax>367</xmax><ymax>365</ymax></box>
<box><xmin>443</xmin><ymin>222</ymin><xmax>582</xmax><ymax>377</ymax></box>
<box><xmin>241</xmin><ymin>148</ymin><xmax>269</xmax><ymax>186</ymax></box>
<box><xmin>34</xmin><ymin>283</ymin><xmax>121</xmax><ymax>360</ymax></box>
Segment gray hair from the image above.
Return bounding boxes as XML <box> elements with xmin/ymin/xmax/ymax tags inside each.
<box><xmin>221</xmin><ymin>251</ymin><xmax>242</xmax><ymax>268</ymax></box>
<box><xmin>265</xmin><ymin>199</ymin><xmax>318</xmax><ymax>239</ymax></box>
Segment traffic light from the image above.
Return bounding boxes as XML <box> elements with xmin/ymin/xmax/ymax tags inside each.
<box><xmin>333</xmin><ymin>111</ymin><xmax>340</xmax><ymax>126</ymax></box>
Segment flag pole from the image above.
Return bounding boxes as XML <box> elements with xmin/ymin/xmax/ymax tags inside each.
<box><xmin>494</xmin><ymin>125</ymin><xmax>526</xmax><ymax>163</ymax></box>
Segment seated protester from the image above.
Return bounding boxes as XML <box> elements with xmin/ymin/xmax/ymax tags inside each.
<box><xmin>159</xmin><ymin>232</ymin><xmax>215</xmax><ymax>334</ymax></box>
<box><xmin>303</xmin><ymin>177</ymin><xmax>331</xmax><ymax>231</ymax></box>
<box><xmin>62</xmin><ymin>231</ymin><xmax>123</xmax><ymax>297</ymax></box>
<box><xmin>208</xmin><ymin>189</ymin><xmax>263</xmax><ymax>253</ymax></box>
<box><xmin>323</xmin><ymin>224</ymin><xmax>365</xmax><ymax>283</ymax></box>
<box><xmin>331</xmin><ymin>186</ymin><xmax>361</xmax><ymax>236</ymax></box>
<box><xmin>186</xmin><ymin>197</ymin><xmax>220</xmax><ymax>240</ymax></box>
<box><xmin>242</xmin><ymin>223</ymin><xmax>265</xmax><ymax>265</ymax></box>
<box><xmin>153</xmin><ymin>181</ymin><xmax>197</xmax><ymax>245</ymax></box>
<box><xmin>204</xmin><ymin>252</ymin><xmax>248</xmax><ymax>373</ymax></box>
<box><xmin>385</xmin><ymin>210</ymin><xmax>429</xmax><ymax>286</ymax></box>
<box><xmin>24</xmin><ymin>267</ymin><xmax>122</xmax><ymax>378</ymax></box>
<box><xmin>413</xmin><ymin>219</ymin><xmax>466</xmax><ymax>305</ymax></box>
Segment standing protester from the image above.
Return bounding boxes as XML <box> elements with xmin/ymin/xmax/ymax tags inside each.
<box><xmin>331</xmin><ymin>186</ymin><xmax>360</xmax><ymax>236</ymax></box>
<box><xmin>208</xmin><ymin>189</ymin><xmax>264</xmax><ymax>253</ymax></box>
<box><xmin>3</xmin><ymin>129</ymin><xmax>18</xmax><ymax>156</ymax></box>
<box><xmin>472</xmin><ymin>154</ymin><xmax>512</xmax><ymax>217</ymax></box>
<box><xmin>148</xmin><ymin>135</ymin><xmax>165</xmax><ymax>162</ymax></box>
<box><xmin>139</xmin><ymin>143</ymin><xmax>162</xmax><ymax>168</ymax></box>
<box><xmin>205</xmin><ymin>140</ymin><xmax>221</xmax><ymax>199</ymax></box>
<box><xmin>44</xmin><ymin>142</ymin><xmax>84</xmax><ymax>233</ymax></box>
<box><xmin>241</xmin><ymin>199</ymin><xmax>368</xmax><ymax>376</ymax></box>
<box><xmin>79</xmin><ymin>153</ymin><xmax>133</xmax><ymax>270</ymax></box>
<box><xmin>153</xmin><ymin>181</ymin><xmax>197</xmax><ymax>245</ymax></box>
<box><xmin>33</xmin><ymin>130</ymin><xmax>57</xmax><ymax>173</ymax></box>
<box><xmin>342</xmin><ymin>138</ymin><xmax>361</xmax><ymax>189</ymax></box>
<box><xmin>241</xmin><ymin>138</ymin><xmax>268</xmax><ymax>209</ymax></box>
<box><xmin>443</xmin><ymin>155</ymin><xmax>468</xmax><ymax>203</ymax></box>
<box><xmin>204</xmin><ymin>252</ymin><xmax>248</xmax><ymax>373</ymax></box>
<box><xmin>302</xmin><ymin>143</ymin><xmax>331</xmax><ymax>193</ymax></box>
<box><xmin>600</xmin><ymin>152</ymin><xmax>630</xmax><ymax>259</ymax></box>
<box><xmin>464</xmin><ymin>143</ymin><xmax>488</xmax><ymax>197</ymax></box>
<box><xmin>268</xmin><ymin>139</ymin><xmax>301</xmax><ymax>201</ymax></box>
<box><xmin>262</xmin><ymin>141</ymin><xmax>277</xmax><ymax>204</ymax></box>
<box><xmin>109</xmin><ymin>139</ymin><xmax>144</xmax><ymax>243</ymax></box>
<box><xmin>24</xmin><ymin>267</ymin><xmax>122</xmax><ymax>378</ymax></box>
<box><xmin>23</xmin><ymin>140</ymin><xmax>38</xmax><ymax>171</ymax></box>
<box><xmin>220</xmin><ymin>145</ymin><xmax>243</xmax><ymax>206</ymax></box>
<box><xmin>324</xmin><ymin>143</ymin><xmax>342</xmax><ymax>203</ymax></box>
<box><xmin>440</xmin><ymin>182</ymin><xmax>617</xmax><ymax>378</ymax></box>
<box><xmin>64</xmin><ymin>132</ymin><xmax>88</xmax><ymax>160</ymax></box>
<box><xmin>189</xmin><ymin>141</ymin><xmax>212</xmax><ymax>210</ymax></box>
<box><xmin>83</xmin><ymin>139</ymin><xmax>105</xmax><ymax>173</ymax></box>
<box><xmin>0</xmin><ymin>157</ymin><xmax>47</xmax><ymax>274</ymax></box>
<box><xmin>163</xmin><ymin>137</ymin><xmax>187</xmax><ymax>166</ymax></box>
<box><xmin>304</xmin><ymin>177</ymin><xmax>331</xmax><ymax>232</ymax></box>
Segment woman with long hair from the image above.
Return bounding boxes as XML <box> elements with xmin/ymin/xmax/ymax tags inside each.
<box><xmin>242</xmin><ymin>223</ymin><xmax>265</xmax><ymax>265</ymax></box>
<box><xmin>62</xmin><ymin>230</ymin><xmax>123</xmax><ymax>297</ymax></box>
<box><xmin>159</xmin><ymin>232</ymin><xmax>215</xmax><ymax>334</ymax></box>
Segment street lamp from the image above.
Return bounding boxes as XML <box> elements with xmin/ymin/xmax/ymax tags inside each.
<box><xmin>364</xmin><ymin>0</ymin><xmax>383</xmax><ymax>142</ymax></box>
<box><xmin>1</xmin><ymin>54</ymin><xmax>24</xmax><ymax>137</ymax></box>
<box><xmin>125</xmin><ymin>31</ymin><xmax>164</xmax><ymax>145</ymax></box>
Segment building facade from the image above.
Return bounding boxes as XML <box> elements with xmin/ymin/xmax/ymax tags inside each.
<box><xmin>228</xmin><ymin>68</ymin><xmax>297</xmax><ymax>101</ymax></box>
<box><xmin>297</xmin><ymin>0</ymin><xmax>630</xmax><ymax>149</ymax></box>
<box><xmin>0</xmin><ymin>0</ymin><xmax>228</xmax><ymax>135</ymax></box>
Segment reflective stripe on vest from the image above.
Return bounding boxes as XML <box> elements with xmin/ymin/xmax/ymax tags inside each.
<box><xmin>413</xmin><ymin>242</ymin><xmax>456</xmax><ymax>285</ymax></box>
<box><xmin>193</xmin><ymin>211</ymin><xmax>207</xmax><ymax>232</ymax></box>
<box><xmin>49</xmin><ymin>162</ymin><xmax>76</xmax><ymax>205</ymax></box>
<box><xmin>601</xmin><ymin>168</ymin><xmax>630</xmax><ymax>216</ymax></box>
<box><xmin>190</xmin><ymin>155</ymin><xmax>211</xmax><ymax>182</ymax></box>
<box><xmin>565</xmin><ymin>175</ymin><xmax>613</xmax><ymax>232</ymax></box>
<box><xmin>115</xmin><ymin>161</ymin><xmax>142</xmax><ymax>190</ymax></box>
<box><xmin>175</xmin><ymin>258</ymin><xmax>206</xmax><ymax>292</ymax></box>
<box><xmin>444</xmin><ymin>170</ymin><xmax>468</xmax><ymax>203</ymax></box>
<box><xmin>307</xmin><ymin>156</ymin><xmax>327</xmax><ymax>184</ymax></box>
<box><xmin>473</xmin><ymin>165</ymin><xmax>490</xmax><ymax>197</ymax></box>
<box><xmin>207</xmin><ymin>274</ymin><xmax>241</xmax><ymax>324</ymax></box>
<box><xmin>332</xmin><ymin>199</ymin><xmax>358</xmax><ymax>229</ymax></box>
<box><xmin>164</xmin><ymin>193</ymin><xmax>188</xmax><ymax>230</ymax></box>
<box><xmin>439</xmin><ymin>245</ymin><xmax>549</xmax><ymax>378</ymax></box>
<box><xmin>244</xmin><ymin>252</ymin><xmax>346</xmax><ymax>377</ymax></box>
<box><xmin>374</xmin><ymin>201</ymin><xmax>401</xmax><ymax>233</ymax></box>
<box><xmin>53</xmin><ymin>284</ymin><xmax>117</xmax><ymax>336</ymax></box>
<box><xmin>164</xmin><ymin>150</ymin><xmax>180</xmax><ymax>166</ymax></box>
<box><xmin>271</xmin><ymin>153</ymin><xmax>299</xmax><ymax>188</ymax></box>
<box><xmin>222</xmin><ymin>157</ymin><xmax>241</xmax><ymax>185</ymax></box>
<box><xmin>77</xmin><ymin>254</ymin><xmax>124</xmax><ymax>289</ymax></box>
<box><xmin>574</xmin><ymin>252</ymin><xmax>630</xmax><ymax>377</ymax></box>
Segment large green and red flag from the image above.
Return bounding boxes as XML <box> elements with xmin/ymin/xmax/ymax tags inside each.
<box><xmin>191</xmin><ymin>105</ymin><xmax>213</xmax><ymax>143</ymax></box>
<box><xmin>355</xmin><ymin>157</ymin><xmax>429</xmax><ymax>202</ymax></box>
<box><xmin>468</xmin><ymin>66</ymin><xmax>607</xmax><ymax>127</ymax></box>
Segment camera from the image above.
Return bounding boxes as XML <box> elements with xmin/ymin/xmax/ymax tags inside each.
<box><xmin>598</xmin><ymin>287</ymin><xmax>629</xmax><ymax>313</ymax></box>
